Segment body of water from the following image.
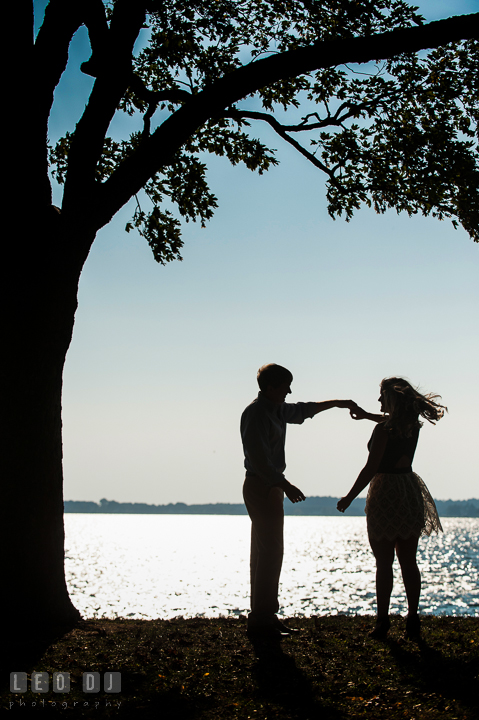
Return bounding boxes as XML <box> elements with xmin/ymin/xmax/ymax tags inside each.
<box><xmin>64</xmin><ymin>515</ymin><xmax>479</xmax><ymax>619</ymax></box>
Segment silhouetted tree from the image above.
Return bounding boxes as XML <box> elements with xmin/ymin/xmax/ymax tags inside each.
<box><xmin>2</xmin><ymin>0</ymin><xmax>477</xmax><ymax>636</ymax></box>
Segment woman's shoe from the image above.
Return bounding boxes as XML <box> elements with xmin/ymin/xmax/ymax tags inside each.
<box><xmin>405</xmin><ymin>614</ymin><xmax>421</xmax><ymax>641</ymax></box>
<box><xmin>369</xmin><ymin>617</ymin><xmax>390</xmax><ymax>640</ymax></box>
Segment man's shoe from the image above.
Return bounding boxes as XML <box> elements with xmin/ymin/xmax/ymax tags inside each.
<box><xmin>247</xmin><ymin>624</ymin><xmax>285</xmax><ymax>639</ymax></box>
<box><xmin>274</xmin><ymin>619</ymin><xmax>300</xmax><ymax>634</ymax></box>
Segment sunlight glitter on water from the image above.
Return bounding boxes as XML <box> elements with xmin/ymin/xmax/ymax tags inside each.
<box><xmin>64</xmin><ymin>515</ymin><xmax>479</xmax><ymax>619</ymax></box>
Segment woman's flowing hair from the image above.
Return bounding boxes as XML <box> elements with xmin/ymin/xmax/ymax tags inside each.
<box><xmin>381</xmin><ymin>377</ymin><xmax>447</xmax><ymax>437</ymax></box>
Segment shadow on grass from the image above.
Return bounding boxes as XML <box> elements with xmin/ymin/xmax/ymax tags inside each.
<box><xmin>0</xmin><ymin>622</ymin><xmax>79</xmax><ymax>690</ymax></box>
<box><xmin>384</xmin><ymin>634</ymin><xmax>479</xmax><ymax>715</ymax></box>
<box><xmin>249</xmin><ymin>635</ymin><xmax>342</xmax><ymax>720</ymax></box>
<box><xmin>114</xmin><ymin>683</ymin><xmax>205</xmax><ymax>720</ymax></box>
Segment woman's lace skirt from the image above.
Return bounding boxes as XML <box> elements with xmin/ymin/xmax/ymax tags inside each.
<box><xmin>365</xmin><ymin>471</ymin><xmax>443</xmax><ymax>542</ymax></box>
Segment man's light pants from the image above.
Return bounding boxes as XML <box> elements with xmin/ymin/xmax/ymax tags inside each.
<box><xmin>243</xmin><ymin>476</ymin><xmax>284</xmax><ymax>626</ymax></box>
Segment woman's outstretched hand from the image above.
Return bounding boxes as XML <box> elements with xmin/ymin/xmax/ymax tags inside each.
<box><xmin>337</xmin><ymin>496</ymin><xmax>351</xmax><ymax>513</ymax></box>
<box><xmin>349</xmin><ymin>405</ymin><xmax>369</xmax><ymax>420</ymax></box>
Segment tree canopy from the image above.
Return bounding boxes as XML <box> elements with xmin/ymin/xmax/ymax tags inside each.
<box><xmin>0</xmin><ymin>0</ymin><xmax>475</xmax><ymax>642</ymax></box>
<box><xmin>41</xmin><ymin>0</ymin><xmax>479</xmax><ymax>266</ymax></box>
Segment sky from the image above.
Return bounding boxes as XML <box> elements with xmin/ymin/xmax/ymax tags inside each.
<box><xmin>35</xmin><ymin>0</ymin><xmax>479</xmax><ymax>505</ymax></box>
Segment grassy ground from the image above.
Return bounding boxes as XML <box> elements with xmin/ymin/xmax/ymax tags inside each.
<box><xmin>1</xmin><ymin>616</ymin><xmax>478</xmax><ymax>719</ymax></box>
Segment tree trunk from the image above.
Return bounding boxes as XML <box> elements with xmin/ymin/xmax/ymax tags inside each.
<box><xmin>0</xmin><ymin>211</ymin><xmax>93</xmax><ymax>649</ymax></box>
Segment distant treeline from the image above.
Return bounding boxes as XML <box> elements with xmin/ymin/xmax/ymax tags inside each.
<box><xmin>64</xmin><ymin>497</ymin><xmax>479</xmax><ymax>517</ymax></box>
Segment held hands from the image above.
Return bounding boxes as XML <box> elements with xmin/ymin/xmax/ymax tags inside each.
<box><xmin>336</xmin><ymin>399</ymin><xmax>358</xmax><ymax>410</ymax></box>
<box><xmin>337</xmin><ymin>399</ymin><xmax>370</xmax><ymax>420</ymax></box>
<box><xmin>349</xmin><ymin>405</ymin><xmax>369</xmax><ymax>420</ymax></box>
<box><xmin>336</xmin><ymin>400</ymin><xmax>367</xmax><ymax>419</ymax></box>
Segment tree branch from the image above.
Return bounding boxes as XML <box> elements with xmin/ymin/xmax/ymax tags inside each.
<box><xmin>32</xmin><ymin>1</ymin><xmax>91</xmax><ymax>209</ymax></box>
<box><xmin>225</xmin><ymin>109</ymin><xmax>338</xmax><ymax>183</ymax></box>
<box><xmin>96</xmin><ymin>12</ymin><xmax>479</xmax><ymax>230</ymax></box>
<box><xmin>78</xmin><ymin>0</ymin><xmax>110</xmax><ymax>78</ymax></box>
<box><xmin>79</xmin><ymin>6</ymin><xmax>192</xmax><ymax>138</ymax></box>
<box><xmin>32</xmin><ymin>0</ymin><xmax>115</xmax><ymax>212</ymax></box>
<box><xmin>127</xmin><ymin>78</ymin><xmax>192</xmax><ymax>138</ymax></box>
<box><xmin>236</xmin><ymin>94</ymin><xmax>393</xmax><ymax>135</ymax></box>
<box><xmin>62</xmin><ymin>0</ymin><xmax>147</xmax><ymax>219</ymax></box>
<box><xmin>34</xmin><ymin>1</ymin><xmax>87</xmax><ymax>130</ymax></box>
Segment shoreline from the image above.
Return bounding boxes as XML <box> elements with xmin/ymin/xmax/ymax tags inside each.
<box><xmin>64</xmin><ymin>498</ymin><xmax>479</xmax><ymax>518</ymax></box>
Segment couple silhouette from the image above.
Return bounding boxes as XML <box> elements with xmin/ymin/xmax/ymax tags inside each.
<box><xmin>241</xmin><ymin>363</ymin><xmax>445</xmax><ymax>641</ymax></box>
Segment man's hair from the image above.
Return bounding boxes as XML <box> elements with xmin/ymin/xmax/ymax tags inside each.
<box><xmin>257</xmin><ymin>364</ymin><xmax>293</xmax><ymax>391</ymax></box>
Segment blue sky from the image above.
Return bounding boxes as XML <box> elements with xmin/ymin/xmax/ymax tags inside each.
<box><xmin>35</xmin><ymin>1</ymin><xmax>479</xmax><ymax>504</ymax></box>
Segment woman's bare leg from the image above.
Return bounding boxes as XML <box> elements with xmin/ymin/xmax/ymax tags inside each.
<box><xmin>369</xmin><ymin>537</ymin><xmax>395</xmax><ymax>619</ymax></box>
<box><xmin>395</xmin><ymin>535</ymin><xmax>421</xmax><ymax>616</ymax></box>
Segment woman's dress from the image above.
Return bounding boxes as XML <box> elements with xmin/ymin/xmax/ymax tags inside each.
<box><xmin>365</xmin><ymin>424</ymin><xmax>442</xmax><ymax>542</ymax></box>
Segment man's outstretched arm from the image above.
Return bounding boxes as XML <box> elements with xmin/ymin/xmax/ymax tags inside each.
<box><xmin>283</xmin><ymin>398</ymin><xmax>363</xmax><ymax>423</ymax></box>
<box><xmin>311</xmin><ymin>399</ymin><xmax>360</xmax><ymax>415</ymax></box>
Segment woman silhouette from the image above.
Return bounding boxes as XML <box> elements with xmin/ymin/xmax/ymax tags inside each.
<box><xmin>338</xmin><ymin>377</ymin><xmax>446</xmax><ymax>640</ymax></box>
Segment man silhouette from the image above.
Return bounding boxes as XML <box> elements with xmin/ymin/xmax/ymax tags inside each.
<box><xmin>241</xmin><ymin>363</ymin><xmax>358</xmax><ymax>637</ymax></box>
